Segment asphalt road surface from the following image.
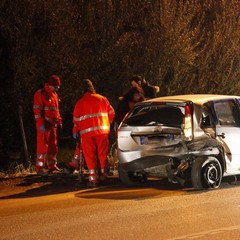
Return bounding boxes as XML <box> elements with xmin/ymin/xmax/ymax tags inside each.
<box><xmin>1</xmin><ymin>174</ymin><xmax>240</xmax><ymax>240</ymax></box>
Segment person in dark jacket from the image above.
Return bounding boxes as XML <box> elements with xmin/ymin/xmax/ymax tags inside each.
<box><xmin>141</xmin><ymin>79</ymin><xmax>159</xmax><ymax>99</ymax></box>
<box><xmin>115</xmin><ymin>87</ymin><xmax>144</xmax><ymax>126</ymax></box>
<box><xmin>129</xmin><ymin>75</ymin><xmax>159</xmax><ymax>99</ymax></box>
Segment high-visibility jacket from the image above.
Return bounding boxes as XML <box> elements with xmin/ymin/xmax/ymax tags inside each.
<box><xmin>33</xmin><ymin>83</ymin><xmax>62</xmax><ymax>172</ymax></box>
<box><xmin>73</xmin><ymin>92</ymin><xmax>115</xmax><ymax>137</ymax></box>
<box><xmin>33</xmin><ymin>83</ymin><xmax>62</xmax><ymax>127</ymax></box>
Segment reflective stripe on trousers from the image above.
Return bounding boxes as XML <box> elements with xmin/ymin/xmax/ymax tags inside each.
<box><xmin>88</xmin><ymin>169</ymin><xmax>98</xmax><ymax>183</ymax></box>
<box><xmin>36</xmin><ymin>154</ymin><xmax>46</xmax><ymax>171</ymax></box>
<box><xmin>69</xmin><ymin>155</ymin><xmax>81</xmax><ymax>169</ymax></box>
<box><xmin>36</xmin><ymin>160</ymin><xmax>45</xmax><ymax>167</ymax></box>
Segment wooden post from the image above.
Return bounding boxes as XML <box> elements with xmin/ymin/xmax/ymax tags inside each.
<box><xmin>18</xmin><ymin>105</ymin><xmax>30</xmax><ymax>164</ymax></box>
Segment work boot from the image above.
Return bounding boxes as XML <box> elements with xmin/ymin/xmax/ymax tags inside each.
<box><xmin>37</xmin><ymin>168</ymin><xmax>49</xmax><ymax>177</ymax></box>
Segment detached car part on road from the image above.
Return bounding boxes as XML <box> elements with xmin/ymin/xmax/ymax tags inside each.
<box><xmin>117</xmin><ymin>94</ymin><xmax>240</xmax><ymax>190</ymax></box>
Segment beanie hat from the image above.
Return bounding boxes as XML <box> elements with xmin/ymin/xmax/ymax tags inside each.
<box><xmin>81</xmin><ymin>79</ymin><xmax>95</xmax><ymax>92</ymax></box>
<box><xmin>47</xmin><ymin>75</ymin><xmax>61</xmax><ymax>86</ymax></box>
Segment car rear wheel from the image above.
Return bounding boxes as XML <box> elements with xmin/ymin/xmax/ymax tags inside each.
<box><xmin>118</xmin><ymin>165</ymin><xmax>146</xmax><ymax>185</ymax></box>
<box><xmin>191</xmin><ymin>157</ymin><xmax>222</xmax><ymax>190</ymax></box>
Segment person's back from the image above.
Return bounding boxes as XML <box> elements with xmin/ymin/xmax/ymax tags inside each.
<box><xmin>74</xmin><ymin>92</ymin><xmax>114</xmax><ymax>137</ymax></box>
<box><xmin>75</xmin><ymin>92</ymin><xmax>110</xmax><ymax>116</ymax></box>
<box><xmin>73</xmin><ymin>79</ymin><xmax>115</xmax><ymax>187</ymax></box>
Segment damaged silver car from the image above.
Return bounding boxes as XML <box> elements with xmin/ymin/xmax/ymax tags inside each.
<box><xmin>117</xmin><ymin>94</ymin><xmax>240</xmax><ymax>190</ymax></box>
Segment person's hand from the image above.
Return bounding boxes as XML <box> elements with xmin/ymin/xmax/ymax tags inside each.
<box><xmin>58</xmin><ymin>124</ymin><xmax>63</xmax><ymax>130</ymax></box>
<box><xmin>73</xmin><ymin>132</ymin><xmax>79</xmax><ymax>139</ymax></box>
<box><xmin>40</xmin><ymin>125</ymin><xmax>46</xmax><ymax>132</ymax></box>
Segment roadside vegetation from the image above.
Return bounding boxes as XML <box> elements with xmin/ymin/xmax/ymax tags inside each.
<box><xmin>1</xmin><ymin>0</ymin><xmax>240</xmax><ymax>174</ymax></box>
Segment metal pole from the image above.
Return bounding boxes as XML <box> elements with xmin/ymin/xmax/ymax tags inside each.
<box><xmin>18</xmin><ymin>105</ymin><xmax>30</xmax><ymax>164</ymax></box>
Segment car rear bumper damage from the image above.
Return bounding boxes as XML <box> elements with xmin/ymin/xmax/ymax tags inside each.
<box><xmin>118</xmin><ymin>146</ymin><xmax>221</xmax><ymax>185</ymax></box>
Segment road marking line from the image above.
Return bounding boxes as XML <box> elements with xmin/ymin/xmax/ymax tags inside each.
<box><xmin>167</xmin><ymin>224</ymin><xmax>240</xmax><ymax>240</ymax></box>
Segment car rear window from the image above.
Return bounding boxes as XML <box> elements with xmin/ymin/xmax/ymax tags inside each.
<box><xmin>124</xmin><ymin>104</ymin><xmax>184</xmax><ymax>127</ymax></box>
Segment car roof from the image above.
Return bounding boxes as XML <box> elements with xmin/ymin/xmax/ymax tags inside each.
<box><xmin>146</xmin><ymin>94</ymin><xmax>240</xmax><ymax>104</ymax></box>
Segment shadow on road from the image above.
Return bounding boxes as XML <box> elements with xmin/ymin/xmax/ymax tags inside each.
<box><xmin>76</xmin><ymin>176</ymin><xmax>240</xmax><ymax>200</ymax></box>
<box><xmin>0</xmin><ymin>174</ymin><xmax>239</xmax><ymax>200</ymax></box>
<box><xmin>75</xmin><ymin>177</ymin><xmax>191</xmax><ymax>200</ymax></box>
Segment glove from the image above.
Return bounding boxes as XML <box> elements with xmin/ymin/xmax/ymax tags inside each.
<box><xmin>73</xmin><ymin>132</ymin><xmax>79</xmax><ymax>140</ymax></box>
<box><xmin>40</xmin><ymin>125</ymin><xmax>46</xmax><ymax>132</ymax></box>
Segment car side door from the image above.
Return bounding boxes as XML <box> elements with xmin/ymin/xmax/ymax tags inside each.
<box><xmin>213</xmin><ymin>98</ymin><xmax>240</xmax><ymax>174</ymax></box>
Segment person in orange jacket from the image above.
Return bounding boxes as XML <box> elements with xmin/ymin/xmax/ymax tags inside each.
<box><xmin>73</xmin><ymin>79</ymin><xmax>115</xmax><ymax>187</ymax></box>
<box><xmin>33</xmin><ymin>75</ymin><xmax>63</xmax><ymax>176</ymax></box>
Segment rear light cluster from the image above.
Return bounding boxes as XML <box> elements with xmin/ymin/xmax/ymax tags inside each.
<box><xmin>183</xmin><ymin>104</ymin><xmax>193</xmax><ymax>141</ymax></box>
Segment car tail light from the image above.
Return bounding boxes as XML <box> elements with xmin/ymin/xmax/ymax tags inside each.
<box><xmin>183</xmin><ymin>103</ymin><xmax>193</xmax><ymax>141</ymax></box>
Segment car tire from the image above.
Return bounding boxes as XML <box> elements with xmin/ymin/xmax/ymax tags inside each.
<box><xmin>118</xmin><ymin>165</ymin><xmax>146</xmax><ymax>185</ymax></box>
<box><xmin>191</xmin><ymin>157</ymin><xmax>222</xmax><ymax>190</ymax></box>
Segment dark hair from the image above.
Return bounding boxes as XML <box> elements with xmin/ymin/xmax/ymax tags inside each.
<box><xmin>82</xmin><ymin>79</ymin><xmax>95</xmax><ymax>93</ymax></box>
<box><xmin>129</xmin><ymin>75</ymin><xmax>142</xmax><ymax>83</ymax></box>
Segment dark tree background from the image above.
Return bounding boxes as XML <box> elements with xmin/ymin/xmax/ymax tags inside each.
<box><xmin>1</xmin><ymin>0</ymin><xmax>240</xmax><ymax>169</ymax></box>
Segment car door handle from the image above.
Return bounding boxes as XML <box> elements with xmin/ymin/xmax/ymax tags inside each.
<box><xmin>217</xmin><ymin>133</ymin><xmax>225</xmax><ymax>139</ymax></box>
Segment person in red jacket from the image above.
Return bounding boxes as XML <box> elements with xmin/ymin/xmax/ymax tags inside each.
<box><xmin>73</xmin><ymin>79</ymin><xmax>115</xmax><ymax>187</ymax></box>
<box><xmin>33</xmin><ymin>75</ymin><xmax>63</xmax><ymax>176</ymax></box>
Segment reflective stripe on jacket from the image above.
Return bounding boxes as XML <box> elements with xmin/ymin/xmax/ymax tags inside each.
<box><xmin>33</xmin><ymin>84</ymin><xmax>62</xmax><ymax>126</ymax></box>
<box><xmin>73</xmin><ymin>92</ymin><xmax>115</xmax><ymax>137</ymax></box>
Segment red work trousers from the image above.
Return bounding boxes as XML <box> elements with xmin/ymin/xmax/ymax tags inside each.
<box><xmin>35</xmin><ymin>124</ymin><xmax>58</xmax><ymax>172</ymax></box>
<box><xmin>69</xmin><ymin>141</ymin><xmax>81</xmax><ymax>169</ymax></box>
<box><xmin>81</xmin><ymin>134</ymin><xmax>109</xmax><ymax>183</ymax></box>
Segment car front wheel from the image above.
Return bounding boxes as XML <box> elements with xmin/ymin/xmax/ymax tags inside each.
<box><xmin>191</xmin><ymin>157</ymin><xmax>222</xmax><ymax>190</ymax></box>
